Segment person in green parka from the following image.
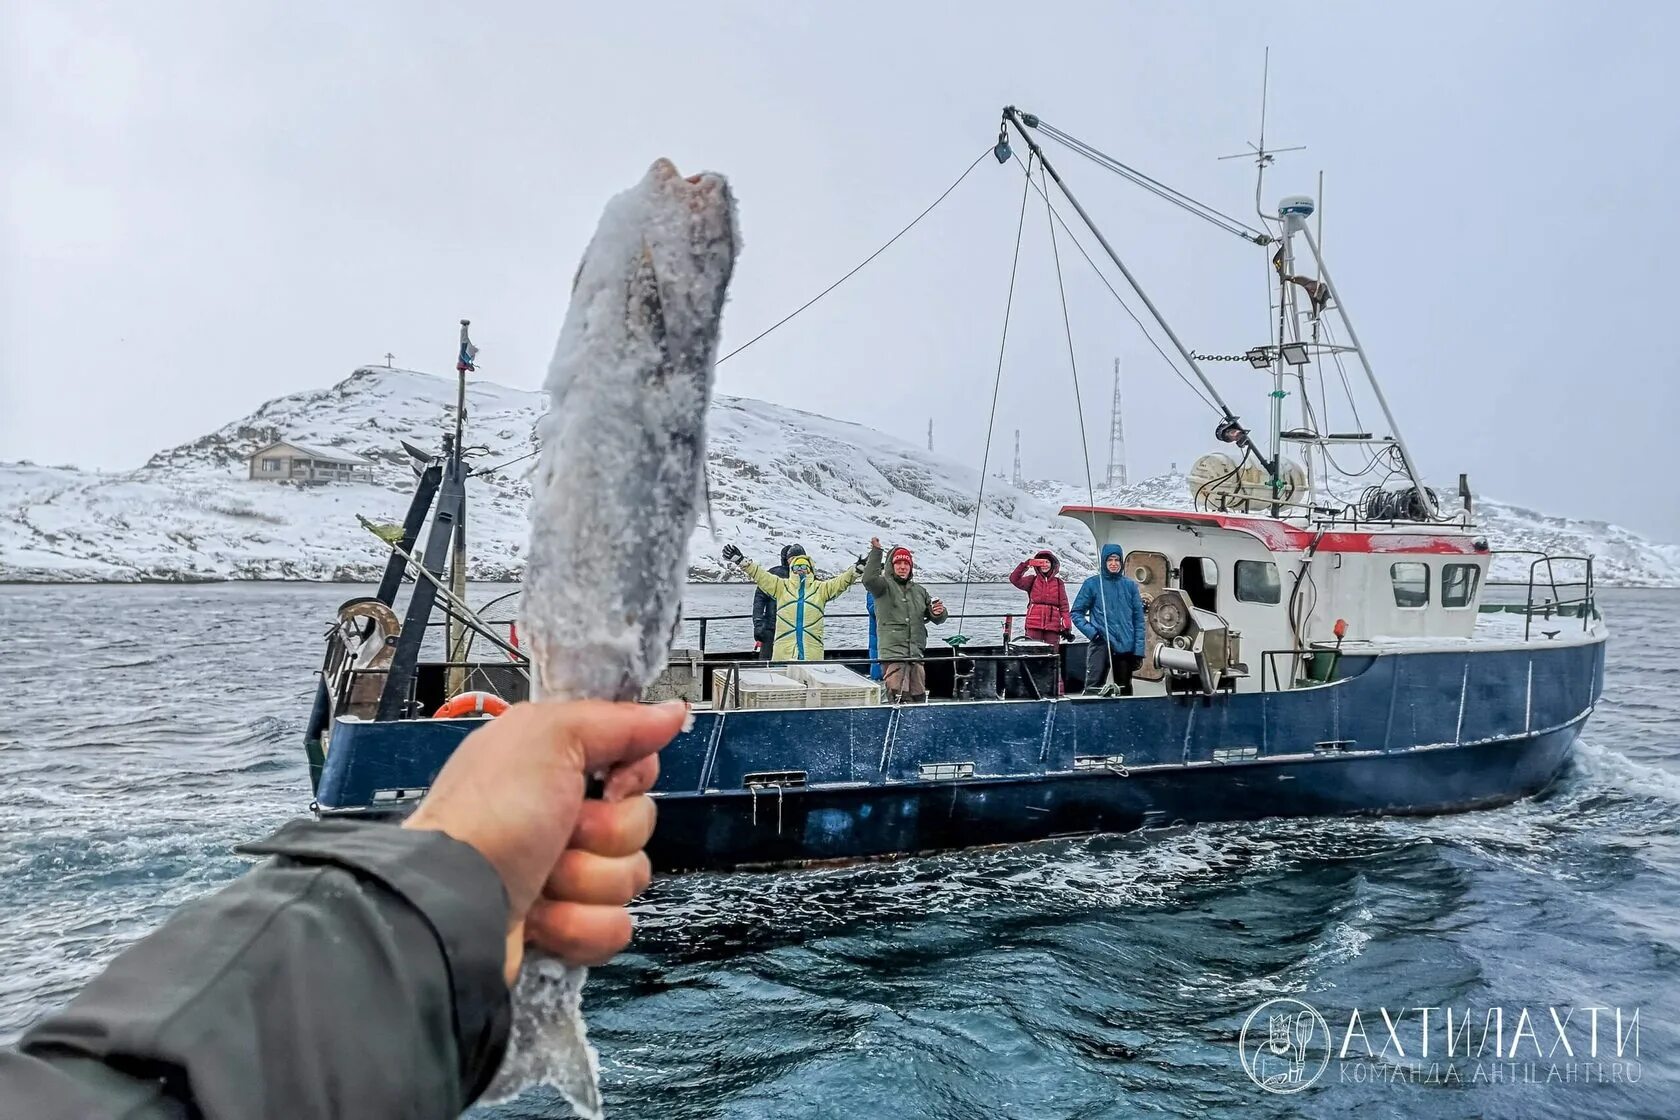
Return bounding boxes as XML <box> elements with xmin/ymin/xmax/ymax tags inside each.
<box><xmin>860</xmin><ymin>536</ymin><xmax>947</xmax><ymax>701</ymax></box>
<box><xmin>723</xmin><ymin>543</ymin><xmax>861</xmax><ymax>661</ymax></box>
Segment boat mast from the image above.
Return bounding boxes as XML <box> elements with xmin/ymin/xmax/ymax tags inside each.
<box><xmin>1286</xmin><ymin>220</ymin><xmax>1438</xmax><ymax>518</ymax></box>
<box><xmin>446</xmin><ymin>319</ymin><xmax>476</xmax><ymax>697</ymax></box>
<box><xmin>1218</xmin><ymin>50</ymin><xmax>1307</xmax><ymax>517</ymax></box>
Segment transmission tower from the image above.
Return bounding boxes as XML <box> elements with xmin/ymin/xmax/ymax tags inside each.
<box><xmin>1011</xmin><ymin>429</ymin><xmax>1023</xmax><ymax>487</ymax></box>
<box><xmin>926</xmin><ymin>418</ymin><xmax>933</xmax><ymax>452</ymax></box>
<box><xmin>1106</xmin><ymin>358</ymin><xmax>1129</xmax><ymax>489</ymax></box>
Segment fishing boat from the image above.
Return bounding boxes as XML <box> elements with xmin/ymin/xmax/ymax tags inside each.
<box><xmin>302</xmin><ymin>108</ymin><xmax>1606</xmax><ymax>871</ymax></box>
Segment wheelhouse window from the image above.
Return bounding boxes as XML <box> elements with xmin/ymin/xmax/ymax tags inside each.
<box><xmin>1391</xmin><ymin>562</ymin><xmax>1430</xmax><ymax>608</ymax></box>
<box><xmin>1234</xmin><ymin>560</ymin><xmax>1281</xmax><ymax>604</ymax></box>
<box><xmin>1442</xmin><ymin>563</ymin><xmax>1480</xmax><ymax>608</ymax></box>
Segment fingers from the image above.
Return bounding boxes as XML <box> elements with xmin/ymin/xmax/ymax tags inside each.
<box><xmin>544</xmin><ymin>849</ymin><xmax>651</xmax><ymax>905</ymax></box>
<box><xmin>571</xmin><ymin>794</ymin><xmax>657</xmax><ymax>858</ymax></box>
<box><xmin>601</xmin><ymin>753</ymin><xmax>660</xmax><ymax>803</ymax></box>
<box><xmin>526</xmin><ymin>900</ymin><xmax>635</xmax><ymax>966</ymax></box>
<box><xmin>500</xmin><ymin>698</ymin><xmax>687</xmax><ymax>774</ymax></box>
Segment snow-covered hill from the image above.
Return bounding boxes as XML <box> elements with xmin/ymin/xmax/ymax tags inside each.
<box><xmin>3</xmin><ymin>366</ymin><xmax>1676</xmax><ymax>586</ymax></box>
<box><xmin>0</xmin><ymin>367</ymin><xmax>1095</xmax><ymax>584</ymax></box>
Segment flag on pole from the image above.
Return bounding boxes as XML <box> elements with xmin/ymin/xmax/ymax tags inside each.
<box><xmin>457</xmin><ymin>320</ymin><xmax>478</xmax><ymax>373</ymax></box>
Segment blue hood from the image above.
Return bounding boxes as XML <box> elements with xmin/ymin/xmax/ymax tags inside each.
<box><xmin>1100</xmin><ymin>543</ymin><xmax>1125</xmax><ymax>579</ymax></box>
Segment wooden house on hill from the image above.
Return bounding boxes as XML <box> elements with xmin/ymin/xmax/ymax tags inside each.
<box><xmin>248</xmin><ymin>440</ymin><xmax>369</xmax><ymax>483</ymax></box>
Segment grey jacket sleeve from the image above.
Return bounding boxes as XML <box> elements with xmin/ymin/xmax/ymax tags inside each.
<box><xmin>0</xmin><ymin>818</ymin><xmax>512</xmax><ymax>1120</ymax></box>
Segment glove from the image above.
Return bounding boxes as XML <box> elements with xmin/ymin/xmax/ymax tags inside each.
<box><xmin>722</xmin><ymin>543</ymin><xmax>744</xmax><ymax>564</ymax></box>
<box><xmin>1061</xmin><ymin>628</ymin><xmax>1077</xmax><ymax>643</ymax></box>
<box><xmin>855</xmin><ymin>553</ymin><xmax>867</xmax><ymax>573</ymax></box>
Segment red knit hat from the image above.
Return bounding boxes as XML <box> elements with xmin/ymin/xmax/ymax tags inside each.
<box><xmin>890</xmin><ymin>547</ymin><xmax>913</xmax><ymax>565</ymax></box>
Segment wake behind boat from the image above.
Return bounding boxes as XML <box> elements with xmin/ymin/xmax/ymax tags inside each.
<box><xmin>301</xmin><ymin>107</ymin><xmax>1606</xmax><ymax>872</ymax></box>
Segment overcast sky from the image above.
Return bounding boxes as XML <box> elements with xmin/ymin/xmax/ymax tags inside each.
<box><xmin>5</xmin><ymin>1</ymin><xmax>1677</xmax><ymax>541</ymax></box>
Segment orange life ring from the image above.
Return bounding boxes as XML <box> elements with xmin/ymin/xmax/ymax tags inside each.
<box><xmin>432</xmin><ymin>691</ymin><xmax>510</xmax><ymax>719</ymax></box>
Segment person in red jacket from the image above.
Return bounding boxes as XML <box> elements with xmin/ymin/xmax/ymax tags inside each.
<box><xmin>1009</xmin><ymin>549</ymin><xmax>1073</xmax><ymax>646</ymax></box>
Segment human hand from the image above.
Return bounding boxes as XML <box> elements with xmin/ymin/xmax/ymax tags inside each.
<box><xmin>722</xmin><ymin>544</ymin><xmax>744</xmax><ymax>565</ymax></box>
<box><xmin>930</xmin><ymin>598</ymin><xmax>944</xmax><ymax>613</ymax></box>
<box><xmin>870</xmin><ymin>536</ymin><xmax>881</xmax><ymax>551</ymax></box>
<box><xmin>403</xmin><ymin>700</ymin><xmax>685</xmax><ymax>984</ymax></box>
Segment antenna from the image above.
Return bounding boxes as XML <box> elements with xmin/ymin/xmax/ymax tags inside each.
<box><xmin>1011</xmin><ymin>429</ymin><xmax>1024</xmax><ymax>488</ymax></box>
<box><xmin>383</xmin><ymin>351</ymin><xmax>395</xmax><ymax>369</ymax></box>
<box><xmin>1219</xmin><ymin>47</ymin><xmax>1306</xmax><ymax>229</ymax></box>
<box><xmin>1106</xmin><ymin>358</ymin><xmax>1128</xmax><ymax>489</ymax></box>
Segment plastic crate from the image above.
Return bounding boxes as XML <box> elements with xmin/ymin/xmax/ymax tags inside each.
<box><xmin>790</xmin><ymin>663</ymin><xmax>883</xmax><ymax>708</ymax></box>
<box><xmin>712</xmin><ymin>667</ymin><xmax>808</xmax><ymax>711</ymax></box>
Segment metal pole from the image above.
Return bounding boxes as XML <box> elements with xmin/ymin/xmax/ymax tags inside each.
<box><xmin>447</xmin><ymin>468</ymin><xmax>469</xmax><ymax>695</ymax></box>
<box><xmin>1004</xmin><ymin>109</ymin><xmax>1274</xmax><ymax>475</ymax></box>
<box><xmin>447</xmin><ymin>320</ymin><xmax>474</xmax><ymax>695</ymax></box>
<box><xmin>1292</xmin><ymin>222</ymin><xmax>1437</xmax><ymax>517</ymax></box>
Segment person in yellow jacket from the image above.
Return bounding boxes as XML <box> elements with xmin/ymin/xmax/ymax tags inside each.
<box><xmin>723</xmin><ymin>543</ymin><xmax>861</xmax><ymax>661</ymax></box>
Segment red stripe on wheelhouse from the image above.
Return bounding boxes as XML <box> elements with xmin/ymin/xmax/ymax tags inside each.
<box><xmin>1058</xmin><ymin>506</ymin><xmax>1484</xmax><ymax>555</ymax></box>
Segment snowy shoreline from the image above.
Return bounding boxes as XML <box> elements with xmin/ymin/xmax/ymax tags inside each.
<box><xmin>6</xmin><ymin>366</ymin><xmax>1678</xmax><ymax>588</ymax></box>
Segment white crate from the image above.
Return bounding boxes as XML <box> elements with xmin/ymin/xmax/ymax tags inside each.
<box><xmin>712</xmin><ymin>667</ymin><xmax>807</xmax><ymax>711</ymax></box>
<box><xmin>790</xmin><ymin>662</ymin><xmax>883</xmax><ymax>708</ymax></box>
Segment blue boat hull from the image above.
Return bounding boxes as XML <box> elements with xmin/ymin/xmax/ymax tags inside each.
<box><xmin>646</xmin><ymin>717</ymin><xmax>1584</xmax><ymax>870</ymax></box>
<box><xmin>316</xmin><ymin>637</ymin><xmax>1605</xmax><ymax>871</ymax></box>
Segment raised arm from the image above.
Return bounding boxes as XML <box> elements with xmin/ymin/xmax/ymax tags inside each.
<box><xmin>738</xmin><ymin>559</ymin><xmax>784</xmax><ymax>598</ymax></box>
<box><xmin>1008</xmin><ymin>560</ymin><xmax>1034</xmax><ymax>592</ymax></box>
<box><xmin>861</xmin><ymin>541</ymin><xmax>889</xmax><ymax>596</ymax></box>
<box><xmin>818</xmin><ymin>566</ymin><xmax>859</xmax><ymax>601</ymax></box>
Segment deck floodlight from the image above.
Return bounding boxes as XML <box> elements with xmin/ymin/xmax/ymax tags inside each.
<box><xmin>1280</xmin><ymin>341</ymin><xmax>1310</xmax><ymax>366</ymax></box>
<box><xmin>1245</xmin><ymin>346</ymin><xmax>1272</xmax><ymax>369</ymax></box>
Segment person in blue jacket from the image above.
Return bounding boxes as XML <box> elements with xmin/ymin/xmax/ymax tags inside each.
<box><xmin>865</xmin><ymin>591</ymin><xmax>882</xmax><ymax>681</ymax></box>
<box><xmin>1070</xmin><ymin>543</ymin><xmax>1147</xmax><ymax>694</ymax></box>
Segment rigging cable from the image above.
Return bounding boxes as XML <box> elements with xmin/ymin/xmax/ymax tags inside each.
<box><xmin>471</xmin><ymin>447</ymin><xmax>540</xmax><ymax>477</ymax></box>
<box><xmin>954</xmin><ymin>153</ymin><xmax>1036</xmax><ymax>633</ymax></box>
<box><xmin>1029</xmin><ymin>118</ymin><xmax>1272</xmax><ymax>244</ymax></box>
<box><xmin>717</xmin><ymin>148</ymin><xmax>993</xmax><ymax>365</ymax></box>
<box><xmin>468</xmin><ymin>150</ymin><xmax>993</xmax><ymax>485</ymax></box>
<box><xmin>1040</xmin><ymin>160</ymin><xmax>1122</xmax><ymax>641</ymax></box>
<box><xmin>1316</xmin><ymin>318</ymin><xmax>1366</xmax><ymax>431</ymax></box>
<box><xmin>1010</xmin><ymin>153</ymin><xmax>1222</xmax><ymax>416</ymax></box>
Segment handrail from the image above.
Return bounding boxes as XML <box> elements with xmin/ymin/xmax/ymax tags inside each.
<box><xmin>710</xmin><ymin>649</ymin><xmax>1064</xmax><ymax>704</ymax></box>
<box><xmin>682</xmin><ymin>611</ymin><xmax>1023</xmax><ymax>654</ymax></box>
<box><xmin>1464</xmin><ymin>550</ymin><xmax>1592</xmax><ymax>638</ymax></box>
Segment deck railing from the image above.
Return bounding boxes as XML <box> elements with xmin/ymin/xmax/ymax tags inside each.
<box><xmin>1486</xmin><ymin>551</ymin><xmax>1597</xmax><ymax>640</ymax></box>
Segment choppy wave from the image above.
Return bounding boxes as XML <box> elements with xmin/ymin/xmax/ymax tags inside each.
<box><xmin>1</xmin><ymin>584</ymin><xmax>1676</xmax><ymax>1119</ymax></box>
